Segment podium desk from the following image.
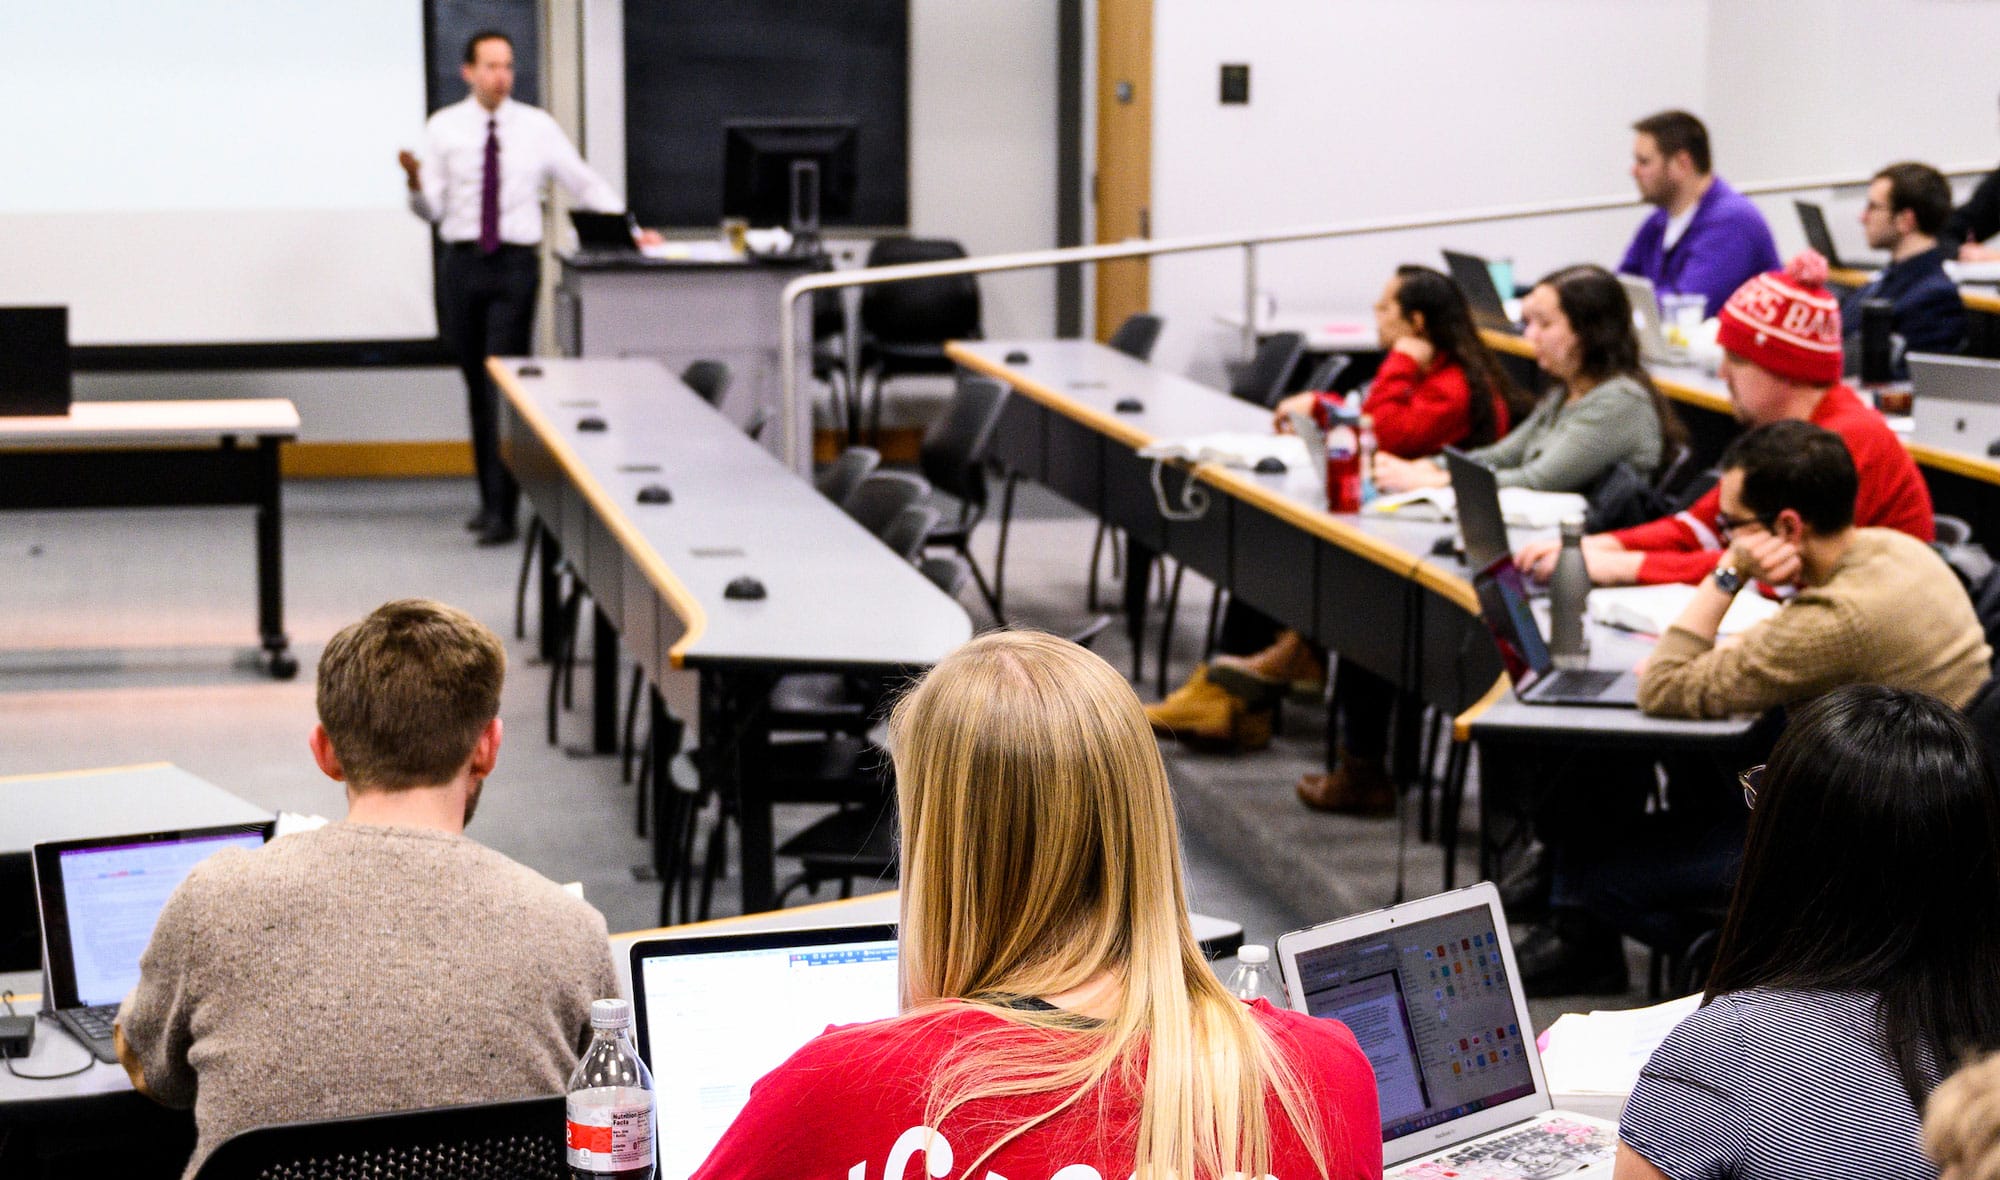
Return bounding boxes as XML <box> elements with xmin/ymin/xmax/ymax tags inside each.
<box><xmin>494</xmin><ymin>358</ymin><xmax>971</xmax><ymax>915</ymax></box>
<box><xmin>554</xmin><ymin>252</ymin><xmax>819</xmax><ymax>470</ymax></box>
<box><xmin>0</xmin><ymin>398</ymin><xmax>300</xmax><ymax>678</ymax></box>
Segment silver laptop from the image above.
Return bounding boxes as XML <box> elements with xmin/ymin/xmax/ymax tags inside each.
<box><xmin>630</xmin><ymin>924</ymin><xmax>900</xmax><ymax>1179</ymax></box>
<box><xmin>1443</xmin><ymin>447</ymin><xmax>1510</xmax><ymax>571</ymax></box>
<box><xmin>32</xmin><ymin>822</ymin><xmax>273</xmax><ymax>1061</ymax></box>
<box><xmin>1616</xmin><ymin>274</ymin><xmax>1672</xmax><ymax>364</ymax></box>
<box><xmin>1910</xmin><ymin>352</ymin><xmax>2000</xmax><ymax>459</ymax></box>
<box><xmin>1277</xmin><ymin>883</ymin><xmax>1618</xmax><ymax>1177</ymax></box>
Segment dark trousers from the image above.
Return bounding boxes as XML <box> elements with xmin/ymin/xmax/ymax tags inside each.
<box><xmin>440</xmin><ymin>243</ymin><xmax>539</xmax><ymax>520</ymax></box>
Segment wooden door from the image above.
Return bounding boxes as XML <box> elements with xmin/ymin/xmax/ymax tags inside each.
<box><xmin>1095</xmin><ymin>0</ymin><xmax>1152</xmax><ymax>341</ymax></box>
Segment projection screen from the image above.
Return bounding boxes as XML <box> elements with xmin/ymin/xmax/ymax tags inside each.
<box><xmin>0</xmin><ymin>1</ymin><xmax>437</xmax><ymax>347</ymax></box>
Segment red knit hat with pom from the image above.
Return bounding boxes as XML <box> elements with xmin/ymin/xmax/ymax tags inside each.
<box><xmin>1714</xmin><ymin>253</ymin><xmax>1843</xmax><ymax>385</ymax></box>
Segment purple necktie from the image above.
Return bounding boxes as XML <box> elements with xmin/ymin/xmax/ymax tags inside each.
<box><xmin>478</xmin><ymin>117</ymin><xmax>500</xmax><ymax>254</ymax></box>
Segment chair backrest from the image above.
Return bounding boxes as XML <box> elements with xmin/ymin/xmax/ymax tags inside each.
<box><xmin>192</xmin><ymin>1095</ymin><xmax>565</xmax><ymax>1180</ymax></box>
<box><xmin>918</xmin><ymin>375</ymin><xmax>1008</xmax><ymax>506</ymax></box>
<box><xmin>920</xmin><ymin>555</ymin><xmax>971</xmax><ymax>598</ymax></box>
<box><xmin>843</xmin><ymin>471</ymin><xmax>932</xmax><ymax>538</ymax></box>
<box><xmin>1230</xmin><ymin>331</ymin><xmax>1306</xmax><ymax>408</ymax></box>
<box><xmin>815</xmin><ymin>446</ymin><xmax>881</xmax><ymax>504</ymax></box>
<box><xmin>1107</xmin><ymin>313</ymin><xmax>1164</xmax><ymax>361</ymax></box>
<box><xmin>743</xmin><ymin>406</ymin><xmax>770</xmax><ymax>441</ymax></box>
<box><xmin>681</xmin><ymin>360</ymin><xmax>732</xmax><ymax>407</ymax></box>
<box><xmin>1936</xmin><ymin>513</ymin><xmax>1975</xmax><ymax>550</ymax></box>
<box><xmin>880</xmin><ymin>503</ymin><xmax>942</xmax><ymax>562</ymax></box>
<box><xmin>859</xmin><ymin>238</ymin><xmax>981</xmax><ymax>345</ymax></box>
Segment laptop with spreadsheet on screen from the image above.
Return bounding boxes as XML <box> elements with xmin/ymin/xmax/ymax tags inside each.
<box><xmin>1276</xmin><ymin>883</ymin><xmax>1617</xmax><ymax>1177</ymax></box>
<box><xmin>32</xmin><ymin>821</ymin><xmax>274</xmax><ymax>1062</ymax></box>
<box><xmin>629</xmin><ymin>924</ymin><xmax>901</xmax><ymax>1180</ymax></box>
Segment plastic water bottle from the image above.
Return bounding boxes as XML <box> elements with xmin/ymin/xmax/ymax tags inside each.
<box><xmin>567</xmin><ymin>998</ymin><xmax>657</xmax><ymax>1180</ymax></box>
<box><xmin>1324</xmin><ymin>410</ymin><xmax>1362</xmax><ymax>512</ymax></box>
<box><xmin>1358</xmin><ymin>414</ymin><xmax>1379</xmax><ymax>507</ymax></box>
<box><xmin>1549</xmin><ymin>516</ymin><xmax>1591</xmax><ymax>670</ymax></box>
<box><xmin>1226</xmin><ymin>944</ymin><xmax>1280</xmax><ymax>1004</ymax></box>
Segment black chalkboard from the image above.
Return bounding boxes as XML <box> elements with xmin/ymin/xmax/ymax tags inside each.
<box><xmin>426</xmin><ymin>0</ymin><xmax>540</xmax><ymax>111</ymax></box>
<box><xmin>623</xmin><ymin>2</ymin><xmax>909</xmax><ymax>229</ymax></box>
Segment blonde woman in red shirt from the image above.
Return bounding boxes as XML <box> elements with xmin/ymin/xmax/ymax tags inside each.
<box><xmin>692</xmin><ymin>630</ymin><xmax>1383</xmax><ymax>1180</ymax></box>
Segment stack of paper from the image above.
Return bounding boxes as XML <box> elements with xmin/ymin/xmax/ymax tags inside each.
<box><xmin>1588</xmin><ymin>583</ymin><xmax>1781</xmax><ymax>637</ymax></box>
<box><xmin>1366</xmin><ymin>486</ymin><xmax>1588</xmax><ymax>529</ymax></box>
<box><xmin>1539</xmin><ymin>992</ymin><xmax>1702</xmax><ymax>1114</ymax></box>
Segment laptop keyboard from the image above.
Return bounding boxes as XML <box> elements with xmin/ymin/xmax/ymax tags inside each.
<box><xmin>1540</xmin><ymin>668</ymin><xmax>1620</xmax><ymax>697</ymax></box>
<box><xmin>1415</xmin><ymin>1118</ymin><xmax>1617</xmax><ymax>1177</ymax></box>
<box><xmin>68</xmin><ymin>1003</ymin><xmax>118</xmax><ymax>1041</ymax></box>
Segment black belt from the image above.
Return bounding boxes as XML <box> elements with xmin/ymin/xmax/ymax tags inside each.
<box><xmin>445</xmin><ymin>241</ymin><xmax>537</xmax><ymax>254</ymax></box>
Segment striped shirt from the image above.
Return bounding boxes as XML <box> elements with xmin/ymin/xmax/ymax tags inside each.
<box><xmin>1618</xmin><ymin>988</ymin><xmax>1935</xmax><ymax>1180</ymax></box>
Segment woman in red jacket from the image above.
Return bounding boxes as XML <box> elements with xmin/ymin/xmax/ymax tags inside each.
<box><xmin>692</xmin><ymin>632</ymin><xmax>1383</xmax><ymax>1180</ymax></box>
<box><xmin>1272</xmin><ymin>264</ymin><xmax>1524</xmax><ymax>458</ymax></box>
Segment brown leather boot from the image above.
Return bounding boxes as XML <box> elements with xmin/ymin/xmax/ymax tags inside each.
<box><xmin>1296</xmin><ymin>750</ymin><xmax>1395</xmax><ymax>816</ymax></box>
<box><xmin>1209</xmin><ymin>630</ymin><xmax>1327</xmax><ymax>704</ymax></box>
<box><xmin>1143</xmin><ymin>666</ymin><xmax>1272</xmax><ymax>751</ymax></box>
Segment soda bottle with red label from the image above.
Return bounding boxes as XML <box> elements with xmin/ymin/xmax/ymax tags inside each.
<box><xmin>1324</xmin><ymin>408</ymin><xmax>1362</xmax><ymax>513</ymax></box>
<box><xmin>567</xmin><ymin>998</ymin><xmax>656</xmax><ymax>1180</ymax></box>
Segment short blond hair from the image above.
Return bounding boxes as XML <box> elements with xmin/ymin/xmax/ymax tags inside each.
<box><xmin>887</xmin><ymin>629</ymin><xmax>1331</xmax><ymax>1179</ymax></box>
<box><xmin>316</xmin><ymin>599</ymin><xmax>504</xmax><ymax>789</ymax></box>
<box><xmin>1928</xmin><ymin>1051</ymin><xmax>2000</xmax><ymax>1180</ymax></box>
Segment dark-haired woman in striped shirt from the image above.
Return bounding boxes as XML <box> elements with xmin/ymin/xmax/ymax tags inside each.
<box><xmin>1616</xmin><ymin>684</ymin><xmax>2000</xmax><ymax>1180</ymax></box>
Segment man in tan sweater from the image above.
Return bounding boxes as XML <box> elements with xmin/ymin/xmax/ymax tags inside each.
<box><xmin>114</xmin><ymin>600</ymin><xmax>619</xmax><ymax>1177</ymax></box>
<box><xmin>1638</xmin><ymin>419</ymin><xmax>1989</xmax><ymax>718</ymax></box>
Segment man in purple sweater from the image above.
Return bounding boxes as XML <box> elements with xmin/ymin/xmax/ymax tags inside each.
<box><xmin>1619</xmin><ymin>110</ymin><xmax>1781</xmax><ymax>318</ymax></box>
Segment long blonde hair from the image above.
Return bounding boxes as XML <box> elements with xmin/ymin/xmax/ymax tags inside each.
<box><xmin>886</xmin><ymin>630</ymin><xmax>1334</xmax><ymax>1179</ymax></box>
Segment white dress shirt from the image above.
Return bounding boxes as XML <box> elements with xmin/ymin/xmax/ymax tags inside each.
<box><xmin>410</xmin><ymin>96</ymin><xmax>621</xmax><ymax>246</ymax></box>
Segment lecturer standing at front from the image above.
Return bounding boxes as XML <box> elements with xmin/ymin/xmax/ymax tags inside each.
<box><xmin>400</xmin><ymin>30</ymin><xmax>625</xmax><ymax>546</ymax></box>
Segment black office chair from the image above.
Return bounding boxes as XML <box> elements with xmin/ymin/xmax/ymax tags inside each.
<box><xmin>1086</xmin><ymin>314</ymin><xmax>1167</xmax><ymax>611</ymax></box>
<box><xmin>843</xmin><ymin>471</ymin><xmax>932</xmax><ymax>538</ymax></box>
<box><xmin>880</xmin><ymin>503</ymin><xmax>943</xmax><ymax>563</ymax></box>
<box><xmin>917</xmin><ymin>375</ymin><xmax>1010</xmax><ymax>619</ymax></box>
<box><xmin>856</xmin><ymin>237</ymin><xmax>981</xmax><ymax>443</ymax></box>
<box><xmin>814</xmin><ymin>445</ymin><xmax>880</xmax><ymax>505</ymax></box>
<box><xmin>744</xmin><ymin>406</ymin><xmax>771</xmax><ymax>442</ymax></box>
<box><xmin>1106</xmin><ymin>312</ymin><xmax>1164</xmax><ymax>361</ymax></box>
<box><xmin>192</xmin><ymin>1095</ymin><xmax>566</xmax><ymax>1180</ymax></box>
<box><xmin>1229</xmin><ymin>331</ymin><xmax>1307</xmax><ymax>408</ymax></box>
<box><xmin>681</xmin><ymin>359</ymin><xmax>732</xmax><ymax>407</ymax></box>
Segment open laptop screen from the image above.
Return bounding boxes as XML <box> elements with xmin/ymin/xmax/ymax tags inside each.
<box><xmin>1292</xmin><ymin>904</ymin><xmax>1536</xmax><ymax>1145</ymax></box>
<box><xmin>37</xmin><ymin>824</ymin><xmax>271</xmax><ymax>1008</ymax></box>
<box><xmin>631</xmin><ymin>925</ymin><xmax>900</xmax><ymax>1179</ymax></box>
<box><xmin>1473</xmin><ymin>554</ymin><xmax>1554</xmax><ymax>686</ymax></box>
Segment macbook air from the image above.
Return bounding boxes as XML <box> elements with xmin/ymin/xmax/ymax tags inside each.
<box><xmin>570</xmin><ymin>210</ymin><xmax>642</xmax><ymax>255</ymax></box>
<box><xmin>1473</xmin><ymin>554</ymin><xmax>1639</xmax><ymax>706</ymax></box>
<box><xmin>33</xmin><ymin>821</ymin><xmax>274</xmax><ymax>1061</ymax></box>
<box><xmin>1910</xmin><ymin>352</ymin><xmax>2000</xmax><ymax>458</ymax></box>
<box><xmin>1442</xmin><ymin>250</ymin><xmax>1519</xmax><ymax>336</ymax></box>
<box><xmin>1277</xmin><ymin>883</ymin><xmax>1617</xmax><ymax>1177</ymax></box>
<box><xmin>1795</xmin><ymin>200</ymin><xmax>1884</xmax><ymax>274</ymax></box>
<box><xmin>630</xmin><ymin>924</ymin><xmax>900</xmax><ymax>1179</ymax></box>
<box><xmin>1443</xmin><ymin>447</ymin><xmax>1510</xmax><ymax>571</ymax></box>
<box><xmin>1616</xmin><ymin>273</ymin><xmax>1672</xmax><ymax>365</ymax></box>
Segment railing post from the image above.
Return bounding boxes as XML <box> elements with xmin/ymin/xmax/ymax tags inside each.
<box><xmin>1241</xmin><ymin>241</ymin><xmax>1259</xmax><ymax>360</ymax></box>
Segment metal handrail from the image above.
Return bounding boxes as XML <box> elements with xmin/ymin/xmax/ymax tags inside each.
<box><xmin>778</xmin><ymin>161</ymin><xmax>1991</xmax><ymax>468</ymax></box>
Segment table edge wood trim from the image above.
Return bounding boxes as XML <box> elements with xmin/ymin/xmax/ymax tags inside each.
<box><xmin>613</xmin><ymin>891</ymin><xmax>891</xmax><ymax>940</ymax></box>
<box><xmin>949</xmin><ymin>341</ymin><xmax>1481</xmax><ymax>614</ymax></box>
<box><xmin>490</xmin><ymin>360</ymin><xmax>708</xmax><ymax>668</ymax></box>
<box><xmin>0</xmin><ymin>761</ymin><xmax>175</xmax><ymax>785</ymax></box>
<box><xmin>1452</xmin><ymin>676</ymin><xmax>1513</xmax><ymax>742</ymax></box>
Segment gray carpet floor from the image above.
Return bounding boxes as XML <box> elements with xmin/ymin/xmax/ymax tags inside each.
<box><xmin>0</xmin><ymin>475</ymin><xmax>1653</xmax><ymax>1027</ymax></box>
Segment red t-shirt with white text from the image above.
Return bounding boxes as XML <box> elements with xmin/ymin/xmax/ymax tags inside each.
<box><xmin>691</xmin><ymin>999</ymin><xmax>1383</xmax><ymax>1180</ymax></box>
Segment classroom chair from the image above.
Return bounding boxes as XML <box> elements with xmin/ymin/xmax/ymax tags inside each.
<box><xmin>192</xmin><ymin>1095</ymin><xmax>566</xmax><ymax>1180</ymax></box>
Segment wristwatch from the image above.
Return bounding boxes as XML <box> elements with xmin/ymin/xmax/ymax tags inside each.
<box><xmin>1711</xmin><ymin>563</ymin><xmax>1746</xmax><ymax>594</ymax></box>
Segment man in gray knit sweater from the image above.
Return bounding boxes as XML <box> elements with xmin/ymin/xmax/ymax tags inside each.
<box><xmin>114</xmin><ymin>599</ymin><xmax>619</xmax><ymax>1177</ymax></box>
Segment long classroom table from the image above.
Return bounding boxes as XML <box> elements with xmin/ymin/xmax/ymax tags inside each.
<box><xmin>493</xmin><ymin>358</ymin><xmax>972</xmax><ymax>916</ymax></box>
<box><xmin>1480</xmin><ymin>329</ymin><xmax>2000</xmax><ymax>541</ymax></box>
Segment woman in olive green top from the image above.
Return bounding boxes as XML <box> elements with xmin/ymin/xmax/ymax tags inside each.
<box><xmin>1375</xmin><ymin>264</ymin><xmax>1683</xmax><ymax>493</ymax></box>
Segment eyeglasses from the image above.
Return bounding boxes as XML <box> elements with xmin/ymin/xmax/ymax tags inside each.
<box><xmin>1715</xmin><ymin>511</ymin><xmax>1775</xmax><ymax>541</ymax></box>
<box><xmin>1739</xmin><ymin>764</ymin><xmax>1765</xmax><ymax>809</ymax></box>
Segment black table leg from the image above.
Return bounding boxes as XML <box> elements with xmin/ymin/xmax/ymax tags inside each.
<box><xmin>733</xmin><ymin>672</ymin><xmax>777</xmax><ymax>914</ymax></box>
<box><xmin>1124</xmin><ymin>542</ymin><xmax>1156</xmax><ymax>683</ymax></box>
<box><xmin>539</xmin><ymin>533</ymin><xmax>564</xmax><ymax>664</ymax></box>
<box><xmin>593</xmin><ymin>607</ymin><xmax>618</xmax><ymax>755</ymax></box>
<box><xmin>253</xmin><ymin>437</ymin><xmax>296</xmax><ymax>679</ymax></box>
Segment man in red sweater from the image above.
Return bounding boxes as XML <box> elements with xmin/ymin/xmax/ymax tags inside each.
<box><xmin>1517</xmin><ymin>256</ymin><xmax>1933</xmax><ymax>587</ymax></box>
